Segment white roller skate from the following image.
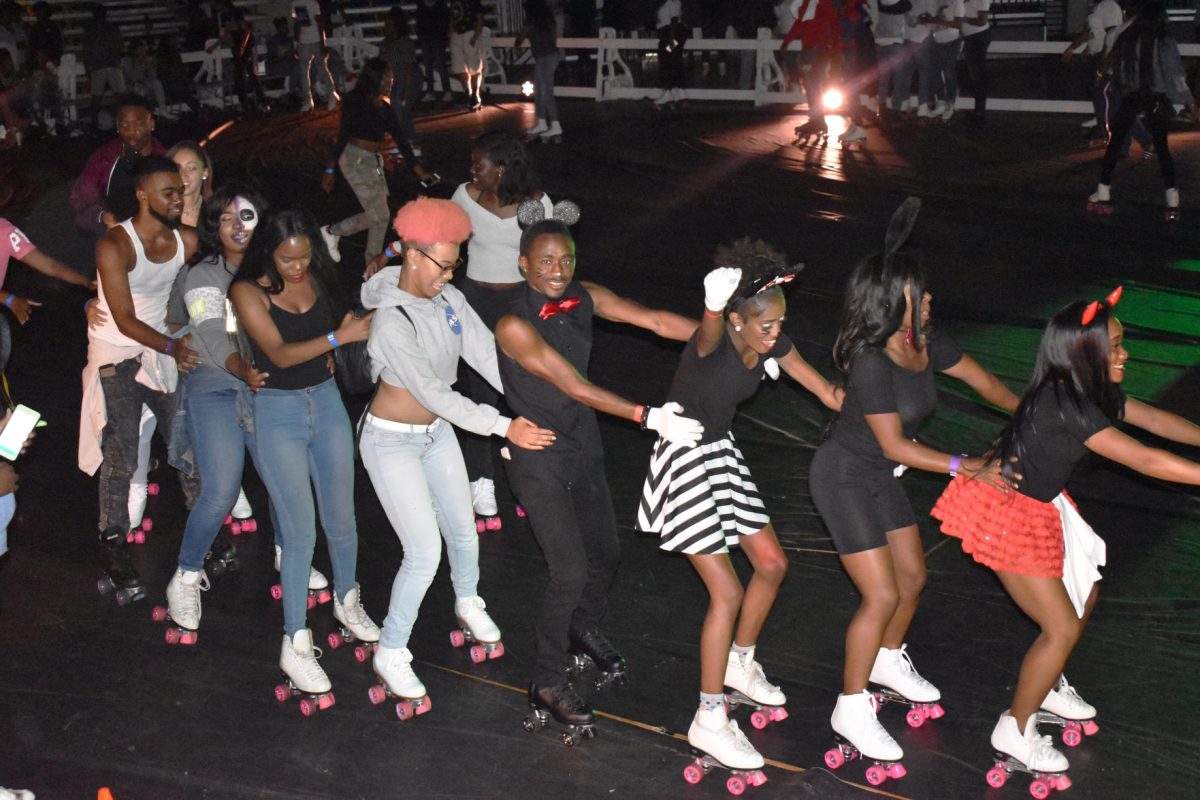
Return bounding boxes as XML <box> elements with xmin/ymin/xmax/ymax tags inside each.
<box><xmin>152</xmin><ymin>567</ymin><xmax>210</xmax><ymax>645</ymax></box>
<box><xmin>275</xmin><ymin>629</ymin><xmax>335</xmax><ymax>716</ymax></box>
<box><xmin>724</xmin><ymin>647</ymin><xmax>788</xmax><ymax>729</ymax></box>
<box><xmin>270</xmin><ymin>544</ymin><xmax>332</xmax><ymax>608</ymax></box>
<box><xmin>226</xmin><ymin>488</ymin><xmax>257</xmax><ymax>535</ymax></box>
<box><xmin>370</xmin><ymin>645</ymin><xmax>432</xmax><ymax>721</ymax></box>
<box><xmin>825</xmin><ymin>690</ymin><xmax>907</xmax><ymax>787</ymax></box>
<box><xmin>526</xmin><ymin>118</ymin><xmax>548</xmax><ymax>136</ymax></box>
<box><xmin>1087</xmin><ymin>183</ymin><xmax>1113</xmax><ymax>216</ymax></box>
<box><xmin>838</xmin><ymin>124</ymin><xmax>867</xmax><ymax>145</ymax></box>
<box><xmin>450</xmin><ymin>595</ymin><xmax>505</xmax><ymax>662</ymax></box>
<box><xmin>917</xmin><ymin>101</ymin><xmax>947</xmax><ymax>122</ymax></box>
<box><xmin>987</xmin><ymin>711</ymin><xmax>1071</xmax><ymax>797</ymax></box>
<box><xmin>539</xmin><ymin>120</ymin><xmax>563</xmax><ymax>144</ymax></box>
<box><xmin>684</xmin><ymin>705</ymin><xmax>767</xmax><ymax>792</ymax></box>
<box><xmin>320</xmin><ymin>225</ymin><xmax>341</xmax><ymax>262</ymax></box>
<box><xmin>471</xmin><ymin>478</ymin><xmax>501</xmax><ymax>532</ymax></box>
<box><xmin>328</xmin><ymin>585</ymin><xmax>380</xmax><ymax>662</ymax></box>
<box><xmin>1165</xmin><ymin>187</ymin><xmax>1181</xmax><ymax>222</ymax></box>
<box><xmin>1038</xmin><ymin>674</ymin><xmax>1099</xmax><ymax>747</ymax></box>
<box><xmin>869</xmin><ymin>644</ymin><xmax>945</xmax><ymax>727</ymax></box>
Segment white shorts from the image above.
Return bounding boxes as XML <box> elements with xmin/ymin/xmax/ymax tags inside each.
<box><xmin>449</xmin><ymin>31</ymin><xmax>484</xmax><ymax>75</ymax></box>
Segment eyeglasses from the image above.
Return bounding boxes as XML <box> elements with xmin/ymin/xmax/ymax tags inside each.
<box><xmin>412</xmin><ymin>247</ymin><xmax>463</xmax><ymax>273</ymax></box>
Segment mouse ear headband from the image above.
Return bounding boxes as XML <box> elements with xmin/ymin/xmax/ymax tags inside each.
<box><xmin>883</xmin><ymin>196</ymin><xmax>921</xmax><ymax>266</ymax></box>
<box><xmin>517</xmin><ymin>199</ymin><xmax>582</xmax><ymax>229</ymax></box>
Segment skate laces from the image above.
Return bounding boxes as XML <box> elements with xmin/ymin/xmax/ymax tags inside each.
<box><xmin>895</xmin><ymin>645</ymin><xmax>934</xmax><ymax>690</ymax></box>
<box><xmin>747</xmin><ymin>659</ymin><xmax>782</xmax><ymax>696</ymax></box>
<box><xmin>290</xmin><ymin>639</ymin><xmax>328</xmax><ymax>683</ymax></box>
<box><xmin>713</xmin><ymin>718</ymin><xmax>759</xmax><ymax>759</ymax></box>
<box><xmin>553</xmin><ymin>683</ymin><xmax>589</xmax><ymax>713</ymax></box>
<box><xmin>1054</xmin><ymin>676</ymin><xmax>1090</xmax><ymax>714</ymax></box>
<box><xmin>576</xmin><ymin>630</ymin><xmax>618</xmax><ymax>661</ymax></box>
<box><xmin>339</xmin><ymin>590</ymin><xmax>371</xmax><ymax>627</ymax></box>
<box><xmin>457</xmin><ymin>596</ymin><xmax>497</xmax><ymax>632</ymax></box>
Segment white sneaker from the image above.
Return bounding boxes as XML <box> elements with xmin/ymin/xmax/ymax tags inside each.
<box><xmin>831</xmin><ymin>690</ymin><xmax>903</xmax><ymax>761</ymax></box>
<box><xmin>540</xmin><ymin>121</ymin><xmax>563</xmax><ymax>139</ymax></box>
<box><xmin>470</xmin><ymin>478</ymin><xmax>498</xmax><ymax>517</ymax></box>
<box><xmin>274</xmin><ymin>544</ymin><xmax>329</xmax><ymax>592</ymax></box>
<box><xmin>527</xmin><ymin>118</ymin><xmax>548</xmax><ymax>135</ymax></box>
<box><xmin>232</xmin><ymin>487</ymin><xmax>252</xmax><ymax>519</ymax></box>
<box><xmin>725</xmin><ymin>647</ymin><xmax>786</xmax><ymax>706</ymax></box>
<box><xmin>688</xmin><ymin>706</ymin><xmax>765</xmax><ymax>770</ymax></box>
<box><xmin>455</xmin><ymin>595</ymin><xmax>501</xmax><ymax>642</ymax></box>
<box><xmin>333</xmin><ymin>585</ymin><xmax>380</xmax><ymax>642</ymax></box>
<box><xmin>374</xmin><ymin>645</ymin><xmax>427</xmax><ymax>699</ymax></box>
<box><xmin>280</xmin><ymin>629</ymin><xmax>332</xmax><ymax>693</ymax></box>
<box><xmin>838</xmin><ymin>124</ymin><xmax>867</xmax><ymax>143</ymax></box>
<box><xmin>917</xmin><ymin>102</ymin><xmax>946</xmax><ymax>119</ymax></box>
<box><xmin>320</xmin><ymin>225</ymin><xmax>341</xmax><ymax>262</ymax></box>
<box><xmin>166</xmin><ymin>567</ymin><xmax>210</xmax><ymax>631</ymax></box>
<box><xmin>1040</xmin><ymin>675</ymin><xmax>1095</xmax><ymax>720</ymax></box>
<box><xmin>991</xmin><ymin>711</ymin><xmax>1069</xmax><ymax>773</ymax></box>
<box><xmin>941</xmin><ymin>103</ymin><xmax>956</xmax><ymax>121</ymax></box>
<box><xmin>869</xmin><ymin>644</ymin><xmax>941</xmax><ymax>703</ymax></box>
<box><xmin>1089</xmin><ymin>183</ymin><xmax>1112</xmax><ymax>204</ymax></box>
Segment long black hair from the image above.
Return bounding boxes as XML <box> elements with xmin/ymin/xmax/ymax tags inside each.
<box><xmin>233</xmin><ymin>208</ymin><xmax>347</xmax><ymax>315</ymax></box>
<box><xmin>190</xmin><ymin>183</ymin><xmax>268</xmax><ymax>265</ymax></box>
<box><xmin>833</xmin><ymin>252</ymin><xmax>926</xmax><ymax>374</ymax></box>
<box><xmin>993</xmin><ymin>301</ymin><xmax>1126</xmax><ymax>481</ymax></box>
<box><xmin>473</xmin><ymin>129</ymin><xmax>541</xmax><ymax>206</ymax></box>
<box><xmin>1113</xmin><ymin>2</ymin><xmax>1168</xmax><ymax>92</ymax></box>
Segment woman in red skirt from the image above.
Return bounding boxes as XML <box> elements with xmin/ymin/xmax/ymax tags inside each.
<box><xmin>934</xmin><ymin>288</ymin><xmax>1200</xmax><ymax>785</ymax></box>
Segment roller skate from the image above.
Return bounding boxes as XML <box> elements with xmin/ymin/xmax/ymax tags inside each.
<box><xmin>538</xmin><ymin>121</ymin><xmax>563</xmax><ymax>145</ymax></box>
<box><xmin>566</xmin><ymin>628</ymin><xmax>627</xmax><ymax>690</ymax></box>
<box><xmin>274</xmin><ymin>628</ymin><xmax>336</xmax><ymax>716</ymax></box>
<box><xmin>792</xmin><ymin>118</ymin><xmax>828</xmax><ymax>146</ymax></box>
<box><xmin>320</xmin><ymin>225</ymin><xmax>341</xmax><ymax>263</ymax></box>
<box><xmin>125</xmin><ymin>477</ymin><xmax>159</xmax><ymax>544</ymax></box>
<box><xmin>449</xmin><ymin>595</ymin><xmax>504</xmax><ymax>662</ymax></box>
<box><xmin>369</xmin><ymin>645</ymin><xmax>432</xmax><ymax>720</ymax></box>
<box><xmin>525</xmin><ymin>118</ymin><xmax>548</xmax><ymax>142</ymax></box>
<box><xmin>824</xmin><ymin>690</ymin><xmax>907</xmax><ymax>787</ymax></box>
<box><xmin>1165</xmin><ymin>187</ymin><xmax>1181</xmax><ymax>222</ymax></box>
<box><xmin>684</xmin><ymin>705</ymin><xmax>767</xmax><ymax>794</ymax></box>
<box><xmin>126</xmin><ymin>516</ymin><xmax>153</xmax><ymax>545</ymax></box>
<box><xmin>523</xmin><ymin>682</ymin><xmax>596</xmax><ymax>746</ymax></box>
<box><xmin>269</xmin><ymin>544</ymin><xmax>332</xmax><ymax>608</ymax></box>
<box><xmin>225</xmin><ymin>488</ymin><xmax>257</xmax><ymax>535</ymax></box>
<box><xmin>471</xmin><ymin>478</ymin><xmax>501</xmax><ymax>533</ymax></box>
<box><xmin>204</xmin><ymin>530</ymin><xmax>239</xmax><ymax>578</ymax></box>
<box><xmin>724</xmin><ymin>647</ymin><xmax>788</xmax><ymax>730</ymax></box>
<box><xmin>837</xmin><ymin>124</ymin><xmax>867</xmax><ymax>147</ymax></box>
<box><xmin>152</xmin><ymin>567</ymin><xmax>209</xmax><ymax>644</ymax></box>
<box><xmin>327</xmin><ymin>585</ymin><xmax>380</xmax><ymax>662</ymax></box>
<box><xmin>868</xmin><ymin>644</ymin><xmax>945</xmax><ymax>728</ymax></box>
<box><xmin>1087</xmin><ymin>183</ymin><xmax>1113</xmax><ymax>216</ymax></box>
<box><xmin>97</xmin><ymin>527</ymin><xmax>146</xmax><ymax>606</ymax></box>
<box><xmin>1036</xmin><ymin>674</ymin><xmax>1099</xmax><ymax>747</ymax></box>
<box><xmin>916</xmin><ymin>102</ymin><xmax>947</xmax><ymax>125</ymax></box>
<box><xmin>987</xmin><ymin>711</ymin><xmax>1071</xmax><ymax>798</ymax></box>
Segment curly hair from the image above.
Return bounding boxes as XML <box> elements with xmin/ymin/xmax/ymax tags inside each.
<box><xmin>717</xmin><ymin>238</ymin><xmax>791</xmax><ymax>317</ymax></box>
<box><xmin>472</xmin><ymin>129</ymin><xmax>542</xmax><ymax>206</ymax></box>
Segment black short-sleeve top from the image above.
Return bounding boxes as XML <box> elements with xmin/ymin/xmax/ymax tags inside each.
<box><xmin>827</xmin><ymin>329</ymin><xmax>964</xmax><ymax>467</ymax></box>
<box><xmin>666</xmin><ymin>329</ymin><xmax>793</xmax><ymax>445</ymax></box>
<box><xmin>1012</xmin><ymin>388</ymin><xmax>1120</xmax><ymax>502</ymax></box>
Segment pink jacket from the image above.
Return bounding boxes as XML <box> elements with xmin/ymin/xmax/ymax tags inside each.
<box><xmin>69</xmin><ymin>137</ymin><xmax>166</xmax><ymax>232</ymax></box>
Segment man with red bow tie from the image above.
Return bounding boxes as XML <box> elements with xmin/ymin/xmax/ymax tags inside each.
<box><xmin>495</xmin><ymin>217</ymin><xmax>703</xmax><ymax>737</ymax></box>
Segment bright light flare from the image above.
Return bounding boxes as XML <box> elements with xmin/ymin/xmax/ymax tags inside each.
<box><xmin>522</xmin><ymin>81</ymin><xmax>535</xmax><ymax>97</ymax></box>
<box><xmin>822</xmin><ymin>88</ymin><xmax>844</xmax><ymax>111</ymax></box>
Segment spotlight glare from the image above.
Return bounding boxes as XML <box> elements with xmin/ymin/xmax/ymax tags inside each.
<box><xmin>522</xmin><ymin>81</ymin><xmax>535</xmax><ymax>97</ymax></box>
<box><xmin>822</xmin><ymin>88</ymin><xmax>844</xmax><ymax>111</ymax></box>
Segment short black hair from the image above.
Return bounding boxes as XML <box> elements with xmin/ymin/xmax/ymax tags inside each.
<box><xmin>115</xmin><ymin>94</ymin><xmax>154</xmax><ymax>114</ymax></box>
<box><xmin>519</xmin><ymin>219</ymin><xmax>572</xmax><ymax>257</ymax></box>
<box><xmin>132</xmin><ymin>155</ymin><xmax>180</xmax><ymax>189</ymax></box>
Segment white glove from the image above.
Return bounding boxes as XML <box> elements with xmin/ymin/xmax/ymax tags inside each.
<box><xmin>704</xmin><ymin>267</ymin><xmax>742</xmax><ymax>313</ymax></box>
<box><xmin>646</xmin><ymin>402</ymin><xmax>704</xmax><ymax>448</ymax></box>
<box><xmin>763</xmin><ymin>358</ymin><xmax>780</xmax><ymax>381</ymax></box>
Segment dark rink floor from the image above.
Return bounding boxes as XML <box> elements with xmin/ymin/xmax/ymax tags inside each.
<box><xmin>1</xmin><ymin>97</ymin><xmax>1198</xmax><ymax>800</ymax></box>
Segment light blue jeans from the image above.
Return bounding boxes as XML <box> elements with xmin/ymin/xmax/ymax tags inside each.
<box><xmin>254</xmin><ymin>378</ymin><xmax>358</xmax><ymax>637</ymax></box>
<box><xmin>359</xmin><ymin>415</ymin><xmax>479</xmax><ymax>649</ymax></box>
<box><xmin>0</xmin><ymin>492</ymin><xmax>15</xmax><ymax>556</ymax></box>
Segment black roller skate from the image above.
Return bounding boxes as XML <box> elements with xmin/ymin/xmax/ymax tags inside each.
<box><xmin>792</xmin><ymin>118</ymin><xmax>829</xmax><ymax>146</ymax></box>
<box><xmin>204</xmin><ymin>530</ymin><xmax>239</xmax><ymax>578</ymax></box>
<box><xmin>566</xmin><ymin>628</ymin><xmax>628</xmax><ymax>690</ymax></box>
<box><xmin>523</xmin><ymin>682</ymin><xmax>596</xmax><ymax>746</ymax></box>
<box><xmin>97</xmin><ymin>527</ymin><xmax>145</xmax><ymax>606</ymax></box>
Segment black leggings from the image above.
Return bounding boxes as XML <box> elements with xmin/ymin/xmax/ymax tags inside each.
<box><xmin>1100</xmin><ymin>91</ymin><xmax>1176</xmax><ymax>188</ymax></box>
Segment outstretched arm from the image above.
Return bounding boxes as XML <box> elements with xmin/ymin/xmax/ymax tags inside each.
<box><xmin>1085</xmin><ymin>426</ymin><xmax>1200</xmax><ymax>485</ymax></box>
<box><xmin>19</xmin><ymin>249</ymin><xmax>95</xmax><ymax>290</ymax></box>
<box><xmin>583</xmin><ymin>281</ymin><xmax>698</xmax><ymax>343</ymax></box>
<box><xmin>941</xmin><ymin>353</ymin><xmax>1021</xmax><ymax>413</ymax></box>
<box><xmin>777</xmin><ymin>347</ymin><xmax>842</xmax><ymax>411</ymax></box>
<box><xmin>1122</xmin><ymin>398</ymin><xmax>1200</xmax><ymax>448</ymax></box>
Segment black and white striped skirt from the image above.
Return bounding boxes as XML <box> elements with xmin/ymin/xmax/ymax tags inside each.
<box><xmin>636</xmin><ymin>434</ymin><xmax>770</xmax><ymax>555</ymax></box>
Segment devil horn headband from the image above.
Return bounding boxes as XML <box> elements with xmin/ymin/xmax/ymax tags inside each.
<box><xmin>1080</xmin><ymin>285</ymin><xmax>1123</xmax><ymax>326</ymax></box>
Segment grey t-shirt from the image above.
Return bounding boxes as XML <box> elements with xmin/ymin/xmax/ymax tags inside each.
<box><xmin>167</xmin><ymin>254</ymin><xmax>244</xmax><ymax>372</ymax></box>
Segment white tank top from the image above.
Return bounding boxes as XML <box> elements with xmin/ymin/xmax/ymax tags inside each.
<box><xmin>92</xmin><ymin>219</ymin><xmax>186</xmax><ymax>347</ymax></box>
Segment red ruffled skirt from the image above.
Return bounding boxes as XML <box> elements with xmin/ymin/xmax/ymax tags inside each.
<box><xmin>931</xmin><ymin>475</ymin><xmax>1069</xmax><ymax>578</ymax></box>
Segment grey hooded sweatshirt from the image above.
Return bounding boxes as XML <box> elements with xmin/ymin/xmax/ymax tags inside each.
<box><xmin>361</xmin><ymin>266</ymin><xmax>511</xmax><ymax>438</ymax></box>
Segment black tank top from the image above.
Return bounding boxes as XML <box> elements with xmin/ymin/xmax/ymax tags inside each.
<box><xmin>248</xmin><ymin>288</ymin><xmax>335</xmax><ymax>390</ymax></box>
<box><xmin>498</xmin><ymin>281</ymin><xmax>601</xmax><ymax>469</ymax></box>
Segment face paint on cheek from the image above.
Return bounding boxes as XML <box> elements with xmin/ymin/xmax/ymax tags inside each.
<box><xmin>234</xmin><ymin>196</ymin><xmax>259</xmax><ymax>234</ymax></box>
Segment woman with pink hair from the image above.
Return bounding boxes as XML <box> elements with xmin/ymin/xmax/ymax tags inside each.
<box><xmin>358</xmin><ymin>198</ymin><xmax>555</xmax><ymax>717</ymax></box>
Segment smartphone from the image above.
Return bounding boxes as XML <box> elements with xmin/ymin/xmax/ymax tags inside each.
<box><xmin>0</xmin><ymin>404</ymin><xmax>39</xmax><ymax>460</ymax></box>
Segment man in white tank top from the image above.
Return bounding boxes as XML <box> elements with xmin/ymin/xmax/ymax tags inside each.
<box><xmin>83</xmin><ymin>155</ymin><xmax>201</xmax><ymax>604</ymax></box>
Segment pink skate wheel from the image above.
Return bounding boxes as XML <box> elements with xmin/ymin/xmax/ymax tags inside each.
<box><xmin>516</xmin><ymin>505</ymin><xmax>526</xmax><ymax>517</ymax></box>
<box><xmin>906</xmin><ymin>708</ymin><xmax>925</xmax><ymax>728</ymax></box>
<box><xmin>141</xmin><ymin>518</ymin><xmax>153</xmax><ymax>532</ymax></box>
<box><xmin>682</xmin><ymin>764</ymin><xmax>702</xmax><ymax>784</ymax></box>
<box><xmin>928</xmin><ymin>703</ymin><xmax>945</xmax><ymax>719</ymax></box>
<box><xmin>476</xmin><ymin>519</ymin><xmax>486</xmax><ymax>534</ymax></box>
<box><xmin>1081</xmin><ymin>720</ymin><xmax>1099</xmax><ymax>736</ymax></box>
<box><xmin>181</xmin><ymin>631</ymin><xmax>198</xmax><ymax>645</ymax></box>
<box><xmin>134</xmin><ymin>531</ymin><xmax>146</xmax><ymax>544</ymax></box>
<box><xmin>368</xmin><ymin>685</ymin><xmax>387</xmax><ymax>705</ymax></box>
<box><xmin>354</xmin><ymin>645</ymin><xmax>370</xmax><ymax>662</ymax></box>
<box><xmin>270</xmin><ymin>584</ymin><xmax>283</xmax><ymax>600</ymax></box>
<box><xmin>316</xmin><ymin>590</ymin><xmax>332</xmax><ymax>605</ymax></box>
<box><xmin>748</xmin><ymin>771</ymin><xmax>767</xmax><ymax>787</ymax></box>
<box><xmin>306</xmin><ymin>595</ymin><xmax>317</xmax><ymax>610</ymax></box>
<box><xmin>327</xmin><ymin>632</ymin><xmax>342</xmax><ymax>649</ymax></box>
<box><xmin>824</xmin><ymin>747</ymin><xmax>844</xmax><ymax>769</ymax></box>
<box><xmin>147</xmin><ymin>483</ymin><xmax>160</xmax><ymax>496</ymax></box>
<box><xmin>319</xmin><ymin>692</ymin><xmax>335</xmax><ymax>709</ymax></box>
<box><xmin>224</xmin><ymin>515</ymin><xmax>233</xmax><ymax>525</ymax></box>
<box><xmin>1053</xmin><ymin>775</ymin><xmax>1071</xmax><ymax>790</ymax></box>
<box><xmin>1062</xmin><ymin>728</ymin><xmax>1081</xmax><ymax>747</ymax></box>
<box><xmin>449</xmin><ymin>630</ymin><xmax>466</xmax><ymax>648</ymax></box>
<box><xmin>885</xmin><ymin>763</ymin><xmax>906</xmax><ymax>779</ymax></box>
<box><xmin>97</xmin><ymin>578</ymin><xmax>111</xmax><ymax>594</ymax></box>
<box><xmin>395</xmin><ymin>701</ymin><xmax>413</xmax><ymax>721</ymax></box>
<box><xmin>1029</xmin><ymin>778</ymin><xmax>1050</xmax><ymax>799</ymax></box>
<box><xmin>415</xmin><ymin>696</ymin><xmax>431</xmax><ymax>714</ymax></box>
<box><xmin>726</xmin><ymin>775</ymin><xmax>746</xmax><ymax>796</ymax></box>
<box><xmin>485</xmin><ymin>517</ymin><xmax>502</xmax><ymax>531</ymax></box>
<box><xmin>274</xmin><ymin>685</ymin><xmax>290</xmax><ymax>703</ymax></box>
<box><xmin>469</xmin><ymin>645</ymin><xmax>487</xmax><ymax>663</ymax></box>
<box><xmin>986</xmin><ymin>767</ymin><xmax>1007</xmax><ymax>788</ymax></box>
<box><xmin>488</xmin><ymin>642</ymin><xmax>505</xmax><ymax>659</ymax></box>
<box><xmin>230</xmin><ymin>521</ymin><xmax>242</xmax><ymax>536</ymax></box>
<box><xmin>165</xmin><ymin>628</ymin><xmax>181</xmax><ymax>645</ymax></box>
<box><xmin>750</xmin><ymin>710</ymin><xmax>768</xmax><ymax>729</ymax></box>
<box><xmin>241</xmin><ymin>519</ymin><xmax>257</xmax><ymax>533</ymax></box>
<box><xmin>299</xmin><ymin>698</ymin><xmax>317</xmax><ymax>716</ymax></box>
<box><xmin>770</xmin><ymin>707</ymin><xmax>788</xmax><ymax>722</ymax></box>
<box><xmin>865</xmin><ymin>765</ymin><xmax>885</xmax><ymax>786</ymax></box>
<box><xmin>151</xmin><ymin>606</ymin><xmax>167</xmax><ymax>622</ymax></box>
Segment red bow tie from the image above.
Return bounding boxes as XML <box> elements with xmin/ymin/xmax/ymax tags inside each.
<box><xmin>538</xmin><ymin>297</ymin><xmax>581</xmax><ymax>320</ymax></box>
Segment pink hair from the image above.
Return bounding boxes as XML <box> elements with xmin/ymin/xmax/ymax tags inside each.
<box><xmin>392</xmin><ymin>197</ymin><xmax>472</xmax><ymax>244</ymax></box>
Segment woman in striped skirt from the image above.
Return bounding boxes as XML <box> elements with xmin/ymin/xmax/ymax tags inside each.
<box><xmin>636</xmin><ymin>239</ymin><xmax>844</xmax><ymax>772</ymax></box>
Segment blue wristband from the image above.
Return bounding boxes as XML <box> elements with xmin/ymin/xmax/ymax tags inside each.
<box><xmin>4</xmin><ymin>295</ymin><xmax>14</xmax><ymax>308</ymax></box>
<box><xmin>327</xmin><ymin>331</ymin><xmax>340</xmax><ymax>349</ymax></box>
<box><xmin>324</xmin><ymin>167</ymin><xmax>335</xmax><ymax>174</ymax></box>
<box><xmin>385</xmin><ymin>242</ymin><xmax>400</xmax><ymax>259</ymax></box>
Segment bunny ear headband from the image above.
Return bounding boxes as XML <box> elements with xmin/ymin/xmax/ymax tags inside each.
<box><xmin>517</xmin><ymin>199</ymin><xmax>582</xmax><ymax>229</ymax></box>
<box><xmin>731</xmin><ymin>263</ymin><xmax>805</xmax><ymax>306</ymax></box>
<box><xmin>883</xmin><ymin>196</ymin><xmax>921</xmax><ymax>265</ymax></box>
